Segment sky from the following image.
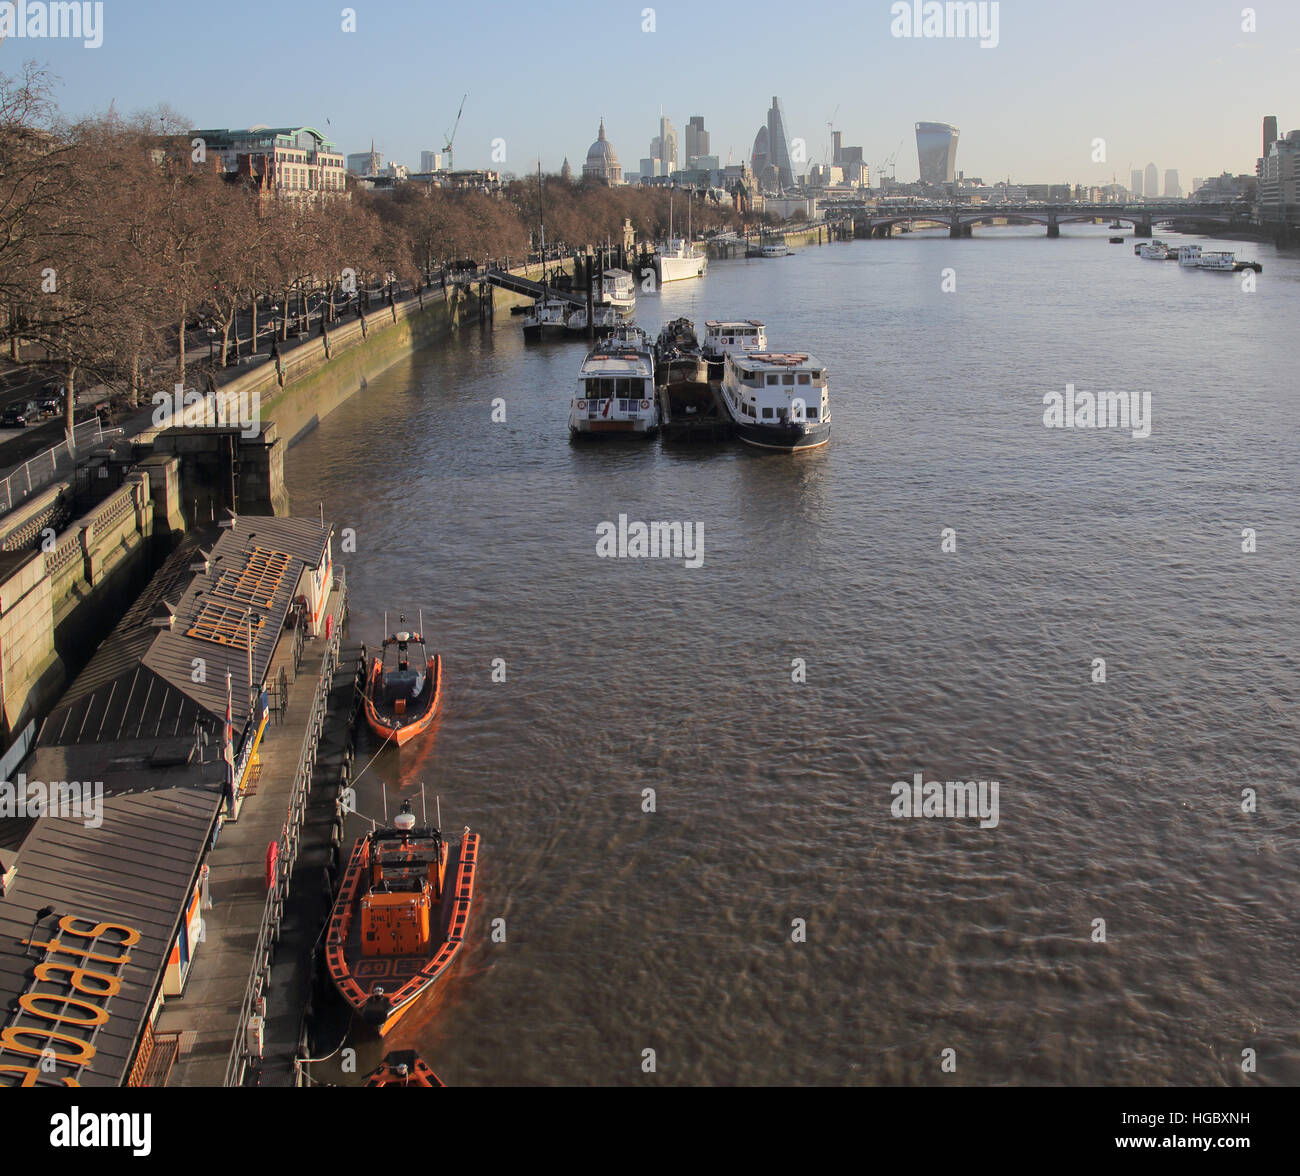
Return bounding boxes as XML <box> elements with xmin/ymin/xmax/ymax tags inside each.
<box><xmin>5</xmin><ymin>0</ymin><xmax>1299</xmax><ymax>186</ymax></box>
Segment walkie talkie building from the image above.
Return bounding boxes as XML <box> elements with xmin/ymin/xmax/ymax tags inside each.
<box><xmin>915</xmin><ymin>122</ymin><xmax>959</xmax><ymax>186</ymax></box>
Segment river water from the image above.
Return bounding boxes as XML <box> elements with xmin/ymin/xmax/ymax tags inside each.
<box><xmin>286</xmin><ymin>225</ymin><xmax>1299</xmax><ymax>1086</ymax></box>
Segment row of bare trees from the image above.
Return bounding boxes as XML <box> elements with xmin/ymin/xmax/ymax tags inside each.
<box><xmin>0</xmin><ymin>66</ymin><xmax>750</xmax><ymax>428</ymax></box>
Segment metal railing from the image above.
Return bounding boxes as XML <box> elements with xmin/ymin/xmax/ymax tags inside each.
<box><xmin>222</xmin><ymin>569</ymin><xmax>347</xmax><ymax>1087</ymax></box>
<box><xmin>0</xmin><ymin>420</ymin><xmax>116</xmax><ymax>515</ymax></box>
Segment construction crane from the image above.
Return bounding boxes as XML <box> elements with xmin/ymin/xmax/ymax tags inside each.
<box><xmin>443</xmin><ymin>93</ymin><xmax>467</xmax><ymax>173</ymax></box>
<box><xmin>875</xmin><ymin>140</ymin><xmax>903</xmax><ymax>189</ymax></box>
<box><xmin>825</xmin><ymin>104</ymin><xmax>840</xmax><ymax>166</ymax></box>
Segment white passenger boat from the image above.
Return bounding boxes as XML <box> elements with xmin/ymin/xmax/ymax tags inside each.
<box><xmin>570</xmin><ymin>328</ymin><xmax>658</xmax><ymax>436</ymax></box>
<box><xmin>719</xmin><ymin>351</ymin><xmax>831</xmax><ymax>452</ymax></box>
<box><xmin>1138</xmin><ymin>240</ymin><xmax>1172</xmax><ymax>260</ymax></box>
<box><xmin>565</xmin><ymin>304</ymin><xmax>620</xmax><ymax>335</ymax></box>
<box><xmin>1197</xmin><ymin>250</ymin><xmax>1238</xmax><ymax>271</ymax></box>
<box><xmin>700</xmin><ymin>320</ymin><xmax>767</xmax><ymax>378</ymax></box>
<box><xmin>522</xmin><ymin>296</ymin><xmax>572</xmax><ymax>342</ymax></box>
<box><xmin>654</xmin><ymin>237</ymin><xmax>708</xmax><ymax>284</ymax></box>
<box><xmin>760</xmin><ymin>241</ymin><xmax>790</xmax><ymax>257</ymax></box>
<box><xmin>593</xmin><ymin>268</ymin><xmax>636</xmax><ymax>317</ymax></box>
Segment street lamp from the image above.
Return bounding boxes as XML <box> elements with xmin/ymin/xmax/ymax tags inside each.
<box><xmin>207</xmin><ymin>326</ymin><xmax>216</xmax><ymax>365</ymax></box>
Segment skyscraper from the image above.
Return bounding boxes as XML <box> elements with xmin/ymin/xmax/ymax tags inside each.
<box><xmin>915</xmin><ymin>122</ymin><xmax>959</xmax><ymax>187</ymax></box>
<box><xmin>1263</xmin><ymin>115</ymin><xmax>1278</xmax><ymax>159</ymax></box>
<box><xmin>1144</xmin><ymin>163</ymin><xmax>1158</xmax><ymax>199</ymax></box>
<box><xmin>1130</xmin><ymin>169</ymin><xmax>1144</xmax><ymax>198</ymax></box>
<box><xmin>685</xmin><ymin>116</ymin><xmax>709</xmax><ymax>166</ymax></box>
<box><xmin>751</xmin><ymin>124</ymin><xmax>770</xmax><ymax>177</ymax></box>
<box><xmin>419</xmin><ymin>150</ymin><xmax>442</xmax><ymax>172</ymax></box>
<box><xmin>1163</xmin><ymin>169</ymin><xmax>1181</xmax><ymax>198</ymax></box>
<box><xmin>766</xmin><ymin>98</ymin><xmax>794</xmax><ymax>190</ymax></box>
<box><xmin>650</xmin><ymin>115</ymin><xmax>678</xmax><ymax>175</ymax></box>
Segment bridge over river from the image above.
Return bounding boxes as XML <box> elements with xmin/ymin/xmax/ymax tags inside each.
<box><xmin>827</xmin><ymin>201</ymin><xmax>1248</xmax><ymax>239</ymax></box>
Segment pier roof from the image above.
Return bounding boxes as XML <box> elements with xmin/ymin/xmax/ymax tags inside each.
<box><xmin>0</xmin><ymin>784</ymin><xmax>219</xmax><ymax>1086</ymax></box>
<box><xmin>39</xmin><ymin>516</ymin><xmax>331</xmax><ymax>753</ymax></box>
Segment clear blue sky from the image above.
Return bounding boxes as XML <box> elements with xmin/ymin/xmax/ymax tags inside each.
<box><xmin>10</xmin><ymin>0</ymin><xmax>1299</xmax><ymax>185</ymax></box>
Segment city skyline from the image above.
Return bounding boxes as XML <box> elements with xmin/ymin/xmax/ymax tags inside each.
<box><xmin>12</xmin><ymin>0</ymin><xmax>1298</xmax><ymax>187</ymax></box>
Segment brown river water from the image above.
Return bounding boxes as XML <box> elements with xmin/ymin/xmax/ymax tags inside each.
<box><xmin>285</xmin><ymin>226</ymin><xmax>1299</xmax><ymax>1086</ymax></box>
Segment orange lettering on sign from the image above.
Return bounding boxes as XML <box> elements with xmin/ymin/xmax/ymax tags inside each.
<box><xmin>21</xmin><ymin>938</ymin><xmax>133</xmax><ymax>966</ymax></box>
<box><xmin>18</xmin><ymin>994</ymin><xmax>109</xmax><ymax>1027</ymax></box>
<box><xmin>33</xmin><ymin>962</ymin><xmax>122</xmax><ymax>998</ymax></box>
<box><xmin>57</xmin><ymin>916</ymin><xmax>142</xmax><ymax>948</ymax></box>
<box><xmin>0</xmin><ymin>1064</ymin><xmax>79</xmax><ymax>1087</ymax></box>
<box><xmin>0</xmin><ymin>1027</ymin><xmax>96</xmax><ymax>1065</ymax></box>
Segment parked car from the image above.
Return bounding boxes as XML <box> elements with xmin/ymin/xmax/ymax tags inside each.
<box><xmin>1</xmin><ymin>402</ymin><xmax>33</xmax><ymax>427</ymax></box>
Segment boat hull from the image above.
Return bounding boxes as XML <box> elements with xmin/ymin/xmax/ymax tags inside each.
<box><xmin>655</xmin><ymin>254</ymin><xmax>708</xmax><ymax>283</ymax></box>
<box><xmin>326</xmin><ymin>830</ymin><xmax>479</xmax><ymax>1036</ymax></box>
<box><xmin>734</xmin><ymin>421</ymin><xmax>831</xmax><ymax>452</ymax></box>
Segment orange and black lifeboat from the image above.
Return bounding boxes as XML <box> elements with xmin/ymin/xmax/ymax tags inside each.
<box><xmin>364</xmin><ymin>621</ymin><xmax>442</xmax><ymax>747</ymax></box>
<box><xmin>325</xmin><ymin>801</ymin><xmax>478</xmax><ymax>1036</ymax></box>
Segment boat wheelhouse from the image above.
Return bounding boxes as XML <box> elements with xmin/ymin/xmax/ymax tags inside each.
<box><xmin>326</xmin><ymin>800</ymin><xmax>479</xmax><ymax>1036</ymax></box>
<box><xmin>363</xmin><ymin>618</ymin><xmax>441</xmax><ymax>747</ymax></box>
<box><xmin>719</xmin><ymin>351</ymin><xmax>831</xmax><ymax>452</ymax></box>
<box><xmin>701</xmin><ymin>320</ymin><xmax>767</xmax><ymax>378</ymax></box>
<box><xmin>522</xmin><ymin>296</ymin><xmax>572</xmax><ymax>341</ymax></box>
<box><xmin>1177</xmin><ymin>245</ymin><xmax>1203</xmax><ymax>267</ymax></box>
<box><xmin>570</xmin><ymin>330</ymin><xmax>658</xmax><ymax>436</ymax></box>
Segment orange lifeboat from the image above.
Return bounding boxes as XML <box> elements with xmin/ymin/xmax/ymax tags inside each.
<box><xmin>325</xmin><ymin>800</ymin><xmax>478</xmax><ymax>1036</ymax></box>
<box><xmin>364</xmin><ymin>615</ymin><xmax>441</xmax><ymax>747</ymax></box>
<box><xmin>364</xmin><ymin>1050</ymin><xmax>444</xmax><ymax>1087</ymax></box>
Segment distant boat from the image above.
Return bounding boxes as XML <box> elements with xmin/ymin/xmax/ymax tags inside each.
<box><xmin>654</xmin><ymin>196</ymin><xmax>708</xmax><ymax>283</ymax></box>
<box><xmin>521</xmin><ymin>295</ymin><xmax>571</xmax><ymax>342</ymax></box>
<box><xmin>701</xmin><ymin>319</ymin><xmax>767</xmax><ymax>379</ymax></box>
<box><xmin>1108</xmin><ymin>236</ymin><xmax>1125</xmax><ymax>244</ymax></box>
<box><xmin>1138</xmin><ymin>240</ymin><xmax>1173</xmax><ymax>260</ymax></box>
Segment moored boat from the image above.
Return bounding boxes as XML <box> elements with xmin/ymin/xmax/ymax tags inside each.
<box><xmin>326</xmin><ymin>799</ymin><xmax>479</xmax><ymax>1036</ymax></box>
<box><xmin>654</xmin><ymin>317</ymin><xmax>708</xmax><ymax>386</ymax></box>
<box><xmin>654</xmin><ymin>238</ymin><xmax>708</xmax><ymax>284</ymax></box>
<box><xmin>365</xmin><ymin>1050</ymin><xmax>444</xmax><ymax>1087</ymax></box>
<box><xmin>522</xmin><ymin>295</ymin><xmax>572</xmax><ymax>342</ymax></box>
<box><xmin>719</xmin><ymin>350</ymin><xmax>831</xmax><ymax>452</ymax></box>
<box><xmin>701</xmin><ymin>319</ymin><xmax>767</xmax><ymax>379</ymax></box>
<box><xmin>592</xmin><ymin>268</ymin><xmax>636</xmax><ymax>317</ymax></box>
<box><xmin>363</xmin><ymin>617</ymin><xmax>441</xmax><ymax>747</ymax></box>
<box><xmin>570</xmin><ymin>327</ymin><xmax>658</xmax><ymax>436</ymax></box>
<box><xmin>1138</xmin><ymin>240</ymin><xmax>1173</xmax><ymax>259</ymax></box>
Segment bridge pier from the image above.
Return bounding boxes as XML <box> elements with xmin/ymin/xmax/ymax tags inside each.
<box><xmin>1133</xmin><ymin>219</ymin><xmax>1153</xmax><ymax>237</ymax></box>
<box><xmin>949</xmin><ymin>218</ymin><xmax>962</xmax><ymax>239</ymax></box>
<box><xmin>1046</xmin><ymin>216</ymin><xmax>1060</xmax><ymax>239</ymax></box>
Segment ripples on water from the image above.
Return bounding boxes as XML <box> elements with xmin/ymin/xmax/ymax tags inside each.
<box><xmin>287</xmin><ymin>226</ymin><xmax>1299</xmax><ymax>1085</ymax></box>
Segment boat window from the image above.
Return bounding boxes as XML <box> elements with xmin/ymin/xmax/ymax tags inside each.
<box><xmin>811</xmin><ymin>371</ymin><xmax>821</xmax><ymax>379</ymax></box>
<box><xmin>586</xmin><ymin>379</ymin><xmax>600</xmax><ymax>395</ymax></box>
<box><xmin>797</xmin><ymin>374</ymin><xmax>811</xmax><ymax>385</ymax></box>
<box><xmin>762</xmin><ymin>406</ymin><xmax>774</xmax><ymax>419</ymax></box>
<box><xmin>782</xmin><ymin>373</ymin><xmax>794</xmax><ymax>385</ymax></box>
<box><xmin>807</xmin><ymin>406</ymin><xmax>819</xmax><ymax>420</ymax></box>
<box><xmin>767</xmin><ymin>375</ymin><xmax>779</xmax><ymax>386</ymax></box>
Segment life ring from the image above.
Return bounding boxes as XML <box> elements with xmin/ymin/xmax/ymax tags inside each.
<box><xmin>577</xmin><ymin>399</ymin><xmax>587</xmax><ymax>410</ymax></box>
<box><xmin>640</xmin><ymin>399</ymin><xmax>650</xmax><ymax>410</ymax></box>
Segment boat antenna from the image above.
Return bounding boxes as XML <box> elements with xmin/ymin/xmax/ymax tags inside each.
<box><xmin>436</xmin><ymin>794</ymin><xmax>442</xmax><ymax>831</ymax></box>
<box><xmin>382</xmin><ymin>782</ymin><xmax>388</xmax><ymax>822</ymax></box>
<box><xmin>384</xmin><ymin>610</ymin><xmax>388</xmax><ymax>639</ymax></box>
<box><xmin>421</xmin><ymin>782</ymin><xmax>427</xmax><ymax>826</ymax></box>
<box><xmin>418</xmin><ymin>608</ymin><xmax>423</xmax><ymax>638</ymax></box>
